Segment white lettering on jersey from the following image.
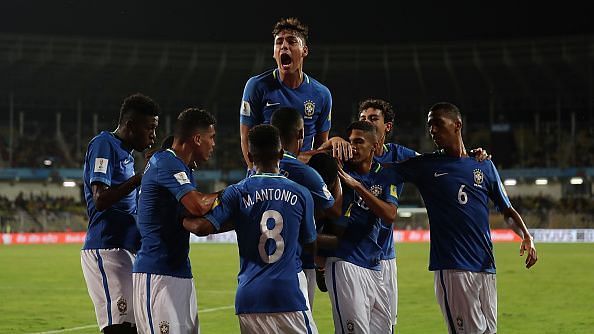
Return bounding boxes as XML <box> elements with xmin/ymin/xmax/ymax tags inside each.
<box><xmin>243</xmin><ymin>188</ymin><xmax>298</xmax><ymax>208</ymax></box>
<box><xmin>173</xmin><ymin>172</ymin><xmax>190</xmax><ymax>185</ymax></box>
<box><xmin>240</xmin><ymin>100</ymin><xmax>251</xmax><ymax>116</ymax></box>
<box><xmin>94</xmin><ymin>158</ymin><xmax>109</xmax><ymax>173</ymax></box>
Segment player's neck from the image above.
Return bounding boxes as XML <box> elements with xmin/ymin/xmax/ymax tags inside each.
<box><xmin>350</xmin><ymin>158</ymin><xmax>372</xmax><ymax>175</ymax></box>
<box><xmin>282</xmin><ymin>141</ymin><xmax>300</xmax><ymax>157</ymax></box>
<box><xmin>171</xmin><ymin>142</ymin><xmax>195</xmax><ymax>166</ymax></box>
<box><xmin>112</xmin><ymin>127</ymin><xmax>132</xmax><ymax>150</ymax></box>
<box><xmin>443</xmin><ymin>139</ymin><xmax>468</xmax><ymax>157</ymax></box>
<box><xmin>254</xmin><ymin>163</ymin><xmax>280</xmax><ymax>174</ymax></box>
<box><xmin>279</xmin><ymin>68</ymin><xmax>303</xmax><ymax>89</ymax></box>
<box><xmin>375</xmin><ymin>137</ymin><xmax>386</xmax><ymax>157</ymax></box>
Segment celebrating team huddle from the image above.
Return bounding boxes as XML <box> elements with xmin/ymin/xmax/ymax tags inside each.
<box><xmin>81</xmin><ymin>17</ymin><xmax>537</xmax><ymax>334</ymax></box>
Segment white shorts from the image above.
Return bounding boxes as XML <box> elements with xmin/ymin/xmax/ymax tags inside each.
<box><xmin>380</xmin><ymin>258</ymin><xmax>398</xmax><ymax>326</ymax></box>
<box><xmin>434</xmin><ymin>270</ymin><xmax>497</xmax><ymax>334</ymax></box>
<box><xmin>81</xmin><ymin>248</ymin><xmax>135</xmax><ymax>330</ymax></box>
<box><xmin>325</xmin><ymin>258</ymin><xmax>391</xmax><ymax>334</ymax></box>
<box><xmin>238</xmin><ymin>311</ymin><xmax>318</xmax><ymax>334</ymax></box>
<box><xmin>133</xmin><ymin>273</ymin><xmax>199</xmax><ymax>334</ymax></box>
<box><xmin>303</xmin><ymin>268</ymin><xmax>316</xmax><ymax>311</ymax></box>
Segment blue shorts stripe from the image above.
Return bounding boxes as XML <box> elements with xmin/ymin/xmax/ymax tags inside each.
<box><xmin>302</xmin><ymin>310</ymin><xmax>313</xmax><ymax>334</ymax></box>
<box><xmin>439</xmin><ymin>270</ymin><xmax>457</xmax><ymax>334</ymax></box>
<box><xmin>95</xmin><ymin>250</ymin><xmax>112</xmax><ymax>326</ymax></box>
<box><xmin>331</xmin><ymin>262</ymin><xmax>345</xmax><ymax>334</ymax></box>
<box><xmin>146</xmin><ymin>274</ymin><xmax>155</xmax><ymax>334</ymax></box>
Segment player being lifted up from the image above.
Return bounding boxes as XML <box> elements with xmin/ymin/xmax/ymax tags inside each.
<box><xmin>133</xmin><ymin>108</ymin><xmax>219</xmax><ymax>334</ymax></box>
<box><xmin>81</xmin><ymin>93</ymin><xmax>159</xmax><ymax>334</ymax></box>
<box><xmin>387</xmin><ymin>102</ymin><xmax>537</xmax><ymax>334</ymax></box>
<box><xmin>325</xmin><ymin>121</ymin><xmax>398</xmax><ymax>334</ymax></box>
<box><xmin>270</xmin><ymin>106</ymin><xmax>343</xmax><ymax>309</ymax></box>
<box><xmin>183</xmin><ymin>124</ymin><xmax>319</xmax><ymax>334</ymax></box>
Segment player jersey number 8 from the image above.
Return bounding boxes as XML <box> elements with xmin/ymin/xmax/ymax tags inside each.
<box><xmin>258</xmin><ymin>210</ymin><xmax>285</xmax><ymax>263</ymax></box>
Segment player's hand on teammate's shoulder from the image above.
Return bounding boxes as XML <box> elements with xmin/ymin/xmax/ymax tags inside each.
<box><xmin>520</xmin><ymin>236</ymin><xmax>538</xmax><ymax>269</ymax></box>
<box><xmin>469</xmin><ymin>147</ymin><xmax>492</xmax><ymax>162</ymax></box>
<box><xmin>318</xmin><ymin>136</ymin><xmax>352</xmax><ymax>162</ymax></box>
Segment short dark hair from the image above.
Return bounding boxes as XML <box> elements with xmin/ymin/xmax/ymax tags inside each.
<box><xmin>160</xmin><ymin>135</ymin><xmax>175</xmax><ymax>149</ymax></box>
<box><xmin>272</xmin><ymin>17</ymin><xmax>309</xmax><ymax>45</ymax></box>
<box><xmin>359</xmin><ymin>98</ymin><xmax>395</xmax><ymax>123</ymax></box>
<box><xmin>248</xmin><ymin>124</ymin><xmax>281</xmax><ymax>163</ymax></box>
<box><xmin>347</xmin><ymin>120</ymin><xmax>378</xmax><ymax>140</ymax></box>
<box><xmin>307</xmin><ymin>152</ymin><xmax>338</xmax><ymax>187</ymax></box>
<box><xmin>119</xmin><ymin>93</ymin><xmax>160</xmax><ymax>124</ymax></box>
<box><xmin>174</xmin><ymin>108</ymin><xmax>216</xmax><ymax>142</ymax></box>
<box><xmin>429</xmin><ymin>102</ymin><xmax>462</xmax><ymax>121</ymax></box>
<box><xmin>270</xmin><ymin>107</ymin><xmax>303</xmax><ymax>145</ymax></box>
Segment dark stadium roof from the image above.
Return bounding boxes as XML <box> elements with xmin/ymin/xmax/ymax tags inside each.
<box><xmin>1</xmin><ymin>1</ymin><xmax>593</xmax><ymax>44</ymax></box>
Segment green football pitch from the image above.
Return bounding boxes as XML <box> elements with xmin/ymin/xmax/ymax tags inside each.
<box><xmin>0</xmin><ymin>243</ymin><xmax>592</xmax><ymax>333</ymax></box>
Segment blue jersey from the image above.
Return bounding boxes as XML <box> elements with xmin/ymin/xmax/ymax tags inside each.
<box><xmin>391</xmin><ymin>154</ymin><xmax>512</xmax><ymax>273</ymax></box>
<box><xmin>240</xmin><ymin>68</ymin><xmax>332</xmax><ymax>151</ymax></box>
<box><xmin>280</xmin><ymin>151</ymin><xmax>334</xmax><ymax>269</ymax></box>
<box><xmin>82</xmin><ymin>131</ymin><xmax>140</xmax><ymax>252</ymax></box>
<box><xmin>329</xmin><ymin>162</ymin><xmax>399</xmax><ymax>271</ymax></box>
<box><xmin>373</xmin><ymin>143</ymin><xmax>418</xmax><ymax>260</ymax></box>
<box><xmin>205</xmin><ymin>173</ymin><xmax>316</xmax><ymax>314</ymax></box>
<box><xmin>133</xmin><ymin>149</ymin><xmax>197</xmax><ymax>278</ymax></box>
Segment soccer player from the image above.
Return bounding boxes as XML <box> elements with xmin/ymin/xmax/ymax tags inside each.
<box><xmin>270</xmin><ymin>106</ymin><xmax>342</xmax><ymax>309</ymax></box>
<box><xmin>132</xmin><ymin>108</ymin><xmax>218</xmax><ymax>334</ymax></box>
<box><xmin>183</xmin><ymin>124</ymin><xmax>319</xmax><ymax>334</ymax></box>
<box><xmin>388</xmin><ymin>102</ymin><xmax>538</xmax><ymax>334</ymax></box>
<box><xmin>81</xmin><ymin>93</ymin><xmax>159</xmax><ymax>334</ymax></box>
<box><xmin>239</xmin><ymin>17</ymin><xmax>332</xmax><ymax>169</ymax></box>
<box><xmin>325</xmin><ymin>121</ymin><xmax>398</xmax><ymax>334</ymax></box>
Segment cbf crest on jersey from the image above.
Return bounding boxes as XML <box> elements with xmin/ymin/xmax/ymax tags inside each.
<box><xmin>473</xmin><ymin>168</ymin><xmax>484</xmax><ymax>186</ymax></box>
<box><xmin>159</xmin><ymin>321</ymin><xmax>170</xmax><ymax>334</ymax></box>
<box><xmin>304</xmin><ymin>100</ymin><xmax>315</xmax><ymax>118</ymax></box>
<box><xmin>370</xmin><ymin>184</ymin><xmax>383</xmax><ymax>197</ymax></box>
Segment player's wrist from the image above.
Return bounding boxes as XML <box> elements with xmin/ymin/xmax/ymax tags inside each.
<box><xmin>523</xmin><ymin>235</ymin><xmax>534</xmax><ymax>242</ymax></box>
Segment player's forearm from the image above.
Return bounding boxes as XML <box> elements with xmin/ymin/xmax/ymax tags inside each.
<box><xmin>352</xmin><ymin>183</ymin><xmax>397</xmax><ymax>223</ymax></box>
<box><xmin>240</xmin><ymin>125</ymin><xmax>253</xmax><ymax>169</ymax></box>
<box><xmin>504</xmin><ymin>207</ymin><xmax>532</xmax><ymax>240</ymax></box>
<box><xmin>313</xmin><ymin>131</ymin><xmax>329</xmax><ymax>150</ymax></box>
<box><xmin>316</xmin><ymin>233</ymin><xmax>338</xmax><ymax>250</ymax></box>
<box><xmin>182</xmin><ymin>192</ymin><xmax>218</xmax><ymax>217</ymax></box>
<box><xmin>324</xmin><ymin>180</ymin><xmax>343</xmax><ymax>219</ymax></box>
<box><xmin>93</xmin><ymin>174</ymin><xmax>142</xmax><ymax>211</ymax></box>
<box><xmin>183</xmin><ymin>217</ymin><xmax>215</xmax><ymax>236</ymax></box>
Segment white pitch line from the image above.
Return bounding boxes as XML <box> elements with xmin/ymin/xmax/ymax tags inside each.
<box><xmin>27</xmin><ymin>305</ymin><xmax>234</xmax><ymax>334</ymax></box>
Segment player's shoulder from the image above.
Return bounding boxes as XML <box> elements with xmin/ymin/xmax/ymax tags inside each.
<box><xmin>89</xmin><ymin>131</ymin><xmax>114</xmax><ymax>146</ymax></box>
<box><xmin>246</xmin><ymin>69</ymin><xmax>276</xmax><ymax>87</ymax></box>
<box><xmin>306</xmin><ymin>74</ymin><xmax>331</xmax><ymax>96</ymax></box>
<box><xmin>393</xmin><ymin>143</ymin><xmax>419</xmax><ymax>159</ymax></box>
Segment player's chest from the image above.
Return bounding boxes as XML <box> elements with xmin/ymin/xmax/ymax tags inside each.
<box><xmin>422</xmin><ymin>163</ymin><xmax>489</xmax><ymax>201</ymax></box>
<box><xmin>262</xmin><ymin>90</ymin><xmax>321</xmax><ymax>121</ymax></box>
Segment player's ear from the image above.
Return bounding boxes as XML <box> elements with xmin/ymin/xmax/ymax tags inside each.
<box><xmin>385</xmin><ymin>122</ymin><xmax>393</xmax><ymax>133</ymax></box>
<box><xmin>194</xmin><ymin>132</ymin><xmax>202</xmax><ymax>146</ymax></box>
<box><xmin>302</xmin><ymin>45</ymin><xmax>309</xmax><ymax>58</ymax></box>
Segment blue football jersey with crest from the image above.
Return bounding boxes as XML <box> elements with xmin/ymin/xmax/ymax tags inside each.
<box><xmin>390</xmin><ymin>153</ymin><xmax>512</xmax><ymax>273</ymax></box>
<box><xmin>329</xmin><ymin>162</ymin><xmax>399</xmax><ymax>271</ymax></box>
<box><xmin>133</xmin><ymin>149</ymin><xmax>197</xmax><ymax>278</ymax></box>
<box><xmin>240</xmin><ymin>68</ymin><xmax>332</xmax><ymax>151</ymax></box>
<box><xmin>82</xmin><ymin>131</ymin><xmax>140</xmax><ymax>252</ymax></box>
<box><xmin>373</xmin><ymin>143</ymin><xmax>418</xmax><ymax>260</ymax></box>
<box><xmin>280</xmin><ymin>151</ymin><xmax>334</xmax><ymax>269</ymax></box>
<box><xmin>205</xmin><ymin>173</ymin><xmax>316</xmax><ymax>314</ymax></box>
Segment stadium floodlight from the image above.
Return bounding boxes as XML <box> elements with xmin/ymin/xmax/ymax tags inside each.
<box><xmin>570</xmin><ymin>177</ymin><xmax>584</xmax><ymax>185</ymax></box>
<box><xmin>398</xmin><ymin>211</ymin><xmax>413</xmax><ymax>218</ymax></box>
<box><xmin>63</xmin><ymin>181</ymin><xmax>77</xmax><ymax>187</ymax></box>
<box><xmin>535</xmin><ymin>178</ymin><xmax>548</xmax><ymax>185</ymax></box>
<box><xmin>504</xmin><ymin>178</ymin><xmax>517</xmax><ymax>186</ymax></box>
<box><xmin>43</xmin><ymin>159</ymin><xmax>53</xmax><ymax>167</ymax></box>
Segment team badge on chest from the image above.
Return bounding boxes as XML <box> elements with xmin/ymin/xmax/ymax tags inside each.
<box><xmin>304</xmin><ymin>100</ymin><xmax>315</xmax><ymax>118</ymax></box>
<box><xmin>473</xmin><ymin>169</ymin><xmax>484</xmax><ymax>186</ymax></box>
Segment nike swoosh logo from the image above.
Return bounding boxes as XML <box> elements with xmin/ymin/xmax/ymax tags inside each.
<box><xmin>266</xmin><ymin>102</ymin><xmax>280</xmax><ymax>107</ymax></box>
<box><xmin>434</xmin><ymin>172</ymin><xmax>448</xmax><ymax>177</ymax></box>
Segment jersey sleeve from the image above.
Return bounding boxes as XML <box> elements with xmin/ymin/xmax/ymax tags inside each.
<box><xmin>388</xmin><ymin>158</ymin><xmax>418</xmax><ymax>184</ymax></box>
<box><xmin>87</xmin><ymin>137</ymin><xmax>115</xmax><ymax>186</ymax></box>
<box><xmin>316</xmin><ymin>87</ymin><xmax>332</xmax><ymax>133</ymax></box>
<box><xmin>239</xmin><ymin>77</ymin><xmax>262</xmax><ymax>127</ymax></box>
<box><xmin>380</xmin><ymin>169</ymin><xmax>400</xmax><ymax>206</ymax></box>
<box><xmin>299</xmin><ymin>188</ymin><xmax>317</xmax><ymax>244</ymax></box>
<box><xmin>486</xmin><ymin>161</ymin><xmax>512</xmax><ymax>212</ymax></box>
<box><xmin>301</xmin><ymin>166</ymin><xmax>335</xmax><ymax>209</ymax></box>
<box><xmin>205</xmin><ymin>186</ymin><xmax>238</xmax><ymax>231</ymax></box>
<box><xmin>158</xmin><ymin>158</ymin><xmax>196</xmax><ymax>202</ymax></box>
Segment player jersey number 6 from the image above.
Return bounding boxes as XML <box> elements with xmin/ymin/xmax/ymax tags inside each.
<box><xmin>258</xmin><ymin>210</ymin><xmax>285</xmax><ymax>263</ymax></box>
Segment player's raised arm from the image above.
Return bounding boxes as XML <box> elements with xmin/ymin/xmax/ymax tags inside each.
<box><xmin>503</xmin><ymin>207</ymin><xmax>538</xmax><ymax>268</ymax></box>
